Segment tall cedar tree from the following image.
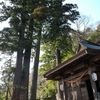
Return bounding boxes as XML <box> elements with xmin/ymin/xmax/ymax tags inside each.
<box><xmin>41</xmin><ymin>0</ymin><xmax>79</xmax><ymax>100</ymax></box>
<box><xmin>0</xmin><ymin>0</ymin><xmax>42</xmax><ymax>100</ymax></box>
<box><xmin>30</xmin><ymin>6</ymin><xmax>49</xmax><ymax>100</ymax></box>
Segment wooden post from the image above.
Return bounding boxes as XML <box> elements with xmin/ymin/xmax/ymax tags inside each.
<box><xmin>62</xmin><ymin>81</ymin><xmax>67</xmax><ymax>100</ymax></box>
<box><xmin>88</xmin><ymin>67</ymin><xmax>98</xmax><ymax>100</ymax></box>
<box><xmin>76</xmin><ymin>82</ymin><xmax>83</xmax><ymax>100</ymax></box>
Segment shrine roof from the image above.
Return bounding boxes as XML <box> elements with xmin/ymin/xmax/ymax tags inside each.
<box><xmin>44</xmin><ymin>41</ymin><xmax>100</xmax><ymax>80</ymax></box>
<box><xmin>77</xmin><ymin>41</ymin><xmax>100</xmax><ymax>52</ymax></box>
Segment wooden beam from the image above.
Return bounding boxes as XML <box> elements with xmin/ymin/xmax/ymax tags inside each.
<box><xmin>63</xmin><ymin>69</ymin><xmax>87</xmax><ymax>81</ymax></box>
<box><xmin>63</xmin><ymin>63</ymin><xmax>85</xmax><ymax>75</ymax></box>
<box><xmin>63</xmin><ymin>62</ymin><xmax>90</xmax><ymax>76</ymax></box>
<box><xmin>90</xmin><ymin>55</ymin><xmax>100</xmax><ymax>62</ymax></box>
<box><xmin>63</xmin><ymin>67</ymin><xmax>96</xmax><ymax>81</ymax></box>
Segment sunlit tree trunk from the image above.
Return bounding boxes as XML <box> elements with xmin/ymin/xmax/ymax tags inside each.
<box><xmin>30</xmin><ymin>28</ymin><xmax>41</xmax><ymax>100</ymax></box>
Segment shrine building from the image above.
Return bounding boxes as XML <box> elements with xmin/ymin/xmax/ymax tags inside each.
<box><xmin>44</xmin><ymin>40</ymin><xmax>100</xmax><ymax>100</ymax></box>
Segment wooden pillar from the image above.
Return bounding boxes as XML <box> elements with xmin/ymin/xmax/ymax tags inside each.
<box><xmin>88</xmin><ymin>67</ymin><xmax>98</xmax><ymax>100</ymax></box>
<box><xmin>62</xmin><ymin>81</ymin><xmax>67</xmax><ymax>100</ymax></box>
<box><xmin>76</xmin><ymin>82</ymin><xmax>83</xmax><ymax>100</ymax></box>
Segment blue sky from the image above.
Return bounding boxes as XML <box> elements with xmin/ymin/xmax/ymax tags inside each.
<box><xmin>65</xmin><ymin>0</ymin><xmax>100</xmax><ymax>23</ymax></box>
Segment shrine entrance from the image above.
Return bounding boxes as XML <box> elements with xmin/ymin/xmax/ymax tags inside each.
<box><xmin>44</xmin><ymin>40</ymin><xmax>100</xmax><ymax>100</ymax></box>
<box><xmin>63</xmin><ymin>74</ymin><xmax>95</xmax><ymax>100</ymax></box>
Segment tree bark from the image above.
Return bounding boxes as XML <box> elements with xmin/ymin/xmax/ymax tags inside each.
<box><xmin>19</xmin><ymin>18</ymin><xmax>33</xmax><ymax>100</ymax></box>
<box><xmin>30</xmin><ymin>29</ymin><xmax>41</xmax><ymax>100</ymax></box>
<box><xmin>11</xmin><ymin>12</ymin><xmax>25</xmax><ymax>100</ymax></box>
<box><xmin>11</xmin><ymin>47</ymin><xmax>23</xmax><ymax>100</ymax></box>
<box><xmin>56</xmin><ymin>49</ymin><xmax>61</xmax><ymax>65</ymax></box>
<box><xmin>56</xmin><ymin>49</ymin><xmax>62</xmax><ymax>100</ymax></box>
<box><xmin>20</xmin><ymin>49</ymin><xmax>31</xmax><ymax>100</ymax></box>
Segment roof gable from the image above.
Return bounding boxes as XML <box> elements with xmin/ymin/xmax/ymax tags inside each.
<box><xmin>77</xmin><ymin>40</ymin><xmax>100</xmax><ymax>52</ymax></box>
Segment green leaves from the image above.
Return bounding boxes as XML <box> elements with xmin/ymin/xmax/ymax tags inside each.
<box><xmin>37</xmin><ymin>70</ymin><xmax>57</xmax><ymax>99</ymax></box>
<box><xmin>31</xmin><ymin>6</ymin><xmax>49</xmax><ymax>22</ymax></box>
<box><xmin>0</xmin><ymin>55</ymin><xmax>15</xmax><ymax>100</ymax></box>
<box><xmin>0</xmin><ymin>28</ymin><xmax>19</xmax><ymax>53</ymax></box>
<box><xmin>87</xmin><ymin>25</ymin><xmax>100</xmax><ymax>43</ymax></box>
